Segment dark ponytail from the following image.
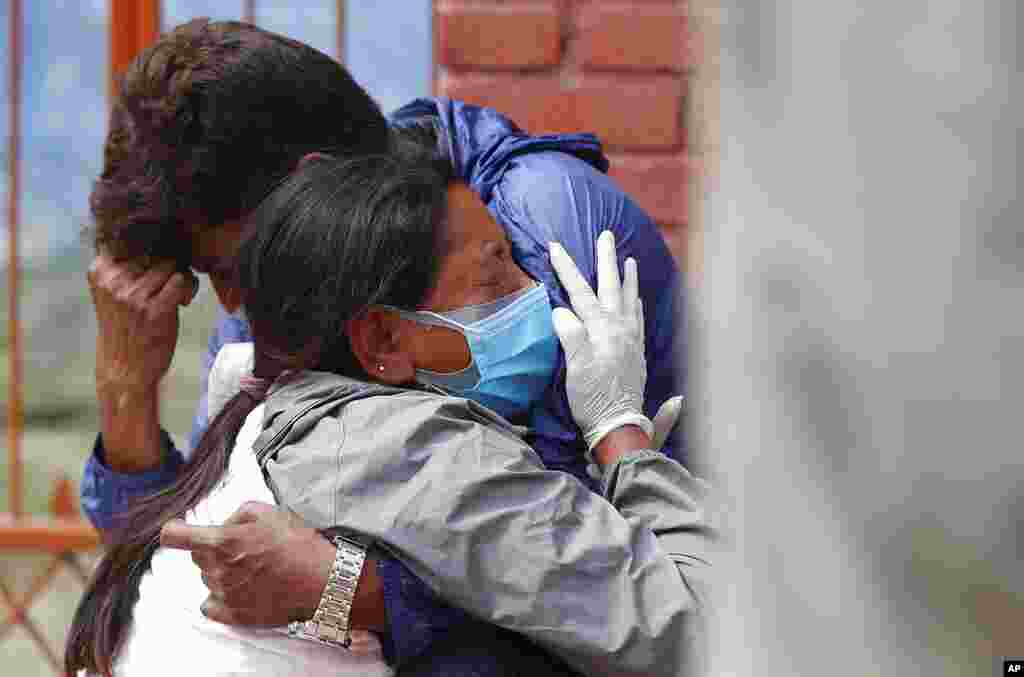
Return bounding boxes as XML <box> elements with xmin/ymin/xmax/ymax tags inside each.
<box><xmin>64</xmin><ymin>391</ymin><xmax>260</xmax><ymax>676</ymax></box>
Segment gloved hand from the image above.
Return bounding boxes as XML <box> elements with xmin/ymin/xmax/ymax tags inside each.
<box><xmin>549</xmin><ymin>230</ymin><xmax>654</xmax><ymax>452</ymax></box>
<box><xmin>581</xmin><ymin>395</ymin><xmax>685</xmax><ymax>480</ymax></box>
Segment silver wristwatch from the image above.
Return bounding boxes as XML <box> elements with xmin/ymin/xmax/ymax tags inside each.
<box><xmin>287</xmin><ymin>534</ymin><xmax>367</xmax><ymax>649</ymax></box>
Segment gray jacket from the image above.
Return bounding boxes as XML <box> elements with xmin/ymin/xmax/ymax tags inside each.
<box><xmin>253</xmin><ymin>371</ymin><xmax>713</xmax><ymax>677</ymax></box>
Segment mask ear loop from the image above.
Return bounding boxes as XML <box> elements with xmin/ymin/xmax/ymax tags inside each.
<box><xmin>377</xmin><ymin>306</ymin><xmax>482</xmax><ymax>388</ymax></box>
<box><xmin>377</xmin><ymin>305</ymin><xmax>466</xmax><ymax>332</ymax></box>
<box><xmin>436</xmin><ymin>281</ymin><xmax>540</xmax><ymax>325</ymax></box>
<box><xmin>377</xmin><ymin>282</ymin><xmax>542</xmax><ymax>334</ymax></box>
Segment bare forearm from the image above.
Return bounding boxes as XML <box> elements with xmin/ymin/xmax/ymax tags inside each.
<box><xmin>351</xmin><ymin>555</ymin><xmax>388</xmax><ymax>632</ymax></box>
<box><xmin>88</xmin><ymin>254</ymin><xmax>196</xmax><ymax>473</ymax></box>
<box><xmin>97</xmin><ymin>382</ymin><xmax>164</xmax><ymax>472</ymax></box>
<box><xmin>593</xmin><ymin>425</ymin><xmax>653</xmax><ymax>468</ymax></box>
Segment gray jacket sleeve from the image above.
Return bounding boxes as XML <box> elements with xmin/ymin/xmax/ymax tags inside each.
<box><xmin>262</xmin><ymin>392</ymin><xmax>712</xmax><ymax>677</ymax></box>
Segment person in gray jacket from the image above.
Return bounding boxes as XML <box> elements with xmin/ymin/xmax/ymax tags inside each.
<box><xmin>67</xmin><ymin>151</ymin><xmax>711</xmax><ymax>677</ymax></box>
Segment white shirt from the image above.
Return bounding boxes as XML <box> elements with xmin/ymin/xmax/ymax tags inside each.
<box><xmin>112</xmin><ymin>344</ymin><xmax>392</xmax><ymax>676</ymax></box>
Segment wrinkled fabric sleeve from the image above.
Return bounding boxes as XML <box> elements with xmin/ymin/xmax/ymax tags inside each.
<box><xmin>601</xmin><ymin>450</ymin><xmax>715</xmax><ymax>606</ymax></box>
<box><xmin>265</xmin><ymin>394</ymin><xmax>709</xmax><ymax>677</ymax></box>
<box><xmin>80</xmin><ymin>431</ymin><xmax>186</xmax><ymax>531</ymax></box>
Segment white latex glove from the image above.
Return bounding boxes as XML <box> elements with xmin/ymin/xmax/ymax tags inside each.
<box><xmin>582</xmin><ymin>394</ymin><xmax>685</xmax><ymax>480</ymax></box>
<box><xmin>549</xmin><ymin>230</ymin><xmax>654</xmax><ymax>452</ymax></box>
<box><xmin>652</xmin><ymin>395</ymin><xmax>684</xmax><ymax>451</ymax></box>
<box><xmin>207</xmin><ymin>342</ymin><xmax>255</xmax><ymax>420</ymax></box>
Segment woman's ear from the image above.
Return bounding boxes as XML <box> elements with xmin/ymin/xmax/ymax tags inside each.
<box><xmin>345</xmin><ymin>309</ymin><xmax>417</xmax><ymax>385</ymax></box>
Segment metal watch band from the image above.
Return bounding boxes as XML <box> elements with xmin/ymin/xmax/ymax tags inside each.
<box><xmin>287</xmin><ymin>534</ymin><xmax>367</xmax><ymax>649</ymax></box>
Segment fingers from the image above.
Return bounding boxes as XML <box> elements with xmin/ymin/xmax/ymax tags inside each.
<box><xmin>152</xmin><ymin>270</ymin><xmax>199</xmax><ymax>310</ymax></box>
<box><xmin>549</xmin><ymin>241</ymin><xmax>600</xmax><ymax>324</ymax></box>
<box><xmin>89</xmin><ymin>254</ymin><xmax>196</xmax><ymax>312</ymax></box>
<box><xmin>89</xmin><ymin>255</ymin><xmax>135</xmax><ymax>306</ymax></box>
<box><xmin>596</xmin><ymin>230</ymin><xmax>622</xmax><ymax>314</ymax></box>
<box><xmin>135</xmin><ymin>263</ymin><xmax>198</xmax><ymax>310</ymax></box>
<box><xmin>622</xmin><ymin>257</ymin><xmax>638</xmax><ymax>332</ymax></box>
<box><xmin>200</xmin><ymin>565</ymin><xmax>255</xmax><ymax>600</ymax></box>
<box><xmin>652</xmin><ymin>396</ymin><xmax>684</xmax><ymax>450</ymax></box>
<box><xmin>223</xmin><ymin>500</ymin><xmax>277</xmax><ymax>527</ymax></box>
<box><xmin>637</xmin><ymin>297</ymin><xmax>645</xmax><ymax>345</ymax></box>
<box><xmin>201</xmin><ymin>597</ymin><xmax>279</xmax><ymax>628</ymax></box>
<box><xmin>86</xmin><ymin>255</ymin><xmax>111</xmax><ymax>300</ymax></box>
<box><xmin>552</xmin><ymin>232</ymin><xmax>633</xmax><ymax>324</ymax></box>
<box><xmin>125</xmin><ymin>260</ymin><xmax>177</xmax><ymax>300</ymax></box>
<box><xmin>551</xmin><ymin>307</ymin><xmax>588</xmax><ymax>362</ymax></box>
<box><xmin>160</xmin><ymin>519</ymin><xmax>227</xmax><ymax>552</ymax></box>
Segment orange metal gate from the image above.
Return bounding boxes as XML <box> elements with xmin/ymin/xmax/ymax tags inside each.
<box><xmin>0</xmin><ymin>3</ymin><xmax>349</xmax><ymax>672</ymax></box>
<box><xmin>1</xmin><ymin>2</ymin><xmax>157</xmax><ymax>670</ymax></box>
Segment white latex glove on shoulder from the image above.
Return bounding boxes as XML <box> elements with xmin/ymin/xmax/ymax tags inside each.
<box><xmin>548</xmin><ymin>230</ymin><xmax>682</xmax><ymax>457</ymax></box>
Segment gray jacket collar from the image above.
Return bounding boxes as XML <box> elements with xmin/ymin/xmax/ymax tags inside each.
<box><xmin>252</xmin><ymin>370</ymin><xmax>403</xmax><ymax>466</ymax></box>
<box><xmin>251</xmin><ymin>369</ymin><xmax>530</xmax><ymax>466</ymax></box>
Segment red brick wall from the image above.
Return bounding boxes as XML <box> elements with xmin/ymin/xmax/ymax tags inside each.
<box><xmin>434</xmin><ymin>0</ymin><xmax>691</xmax><ymax>267</ymax></box>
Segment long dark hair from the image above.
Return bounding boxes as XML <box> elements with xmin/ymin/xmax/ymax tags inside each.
<box><xmin>91</xmin><ymin>18</ymin><xmax>390</xmax><ymax>265</ymax></box>
<box><xmin>66</xmin><ymin>145</ymin><xmax>451</xmax><ymax>675</ymax></box>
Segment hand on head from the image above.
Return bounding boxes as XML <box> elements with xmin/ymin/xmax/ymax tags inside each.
<box><xmin>89</xmin><ymin>254</ymin><xmax>199</xmax><ymax>394</ymax></box>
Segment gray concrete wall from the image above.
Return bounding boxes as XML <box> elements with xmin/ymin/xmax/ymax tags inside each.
<box><xmin>701</xmin><ymin>2</ymin><xmax>1023</xmax><ymax>674</ymax></box>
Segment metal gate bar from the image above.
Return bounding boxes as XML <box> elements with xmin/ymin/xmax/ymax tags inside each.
<box><xmin>7</xmin><ymin>0</ymin><xmax>24</xmax><ymax>521</ymax></box>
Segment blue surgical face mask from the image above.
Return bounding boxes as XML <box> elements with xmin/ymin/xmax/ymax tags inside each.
<box><xmin>382</xmin><ymin>283</ymin><xmax>559</xmax><ymax>420</ymax></box>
